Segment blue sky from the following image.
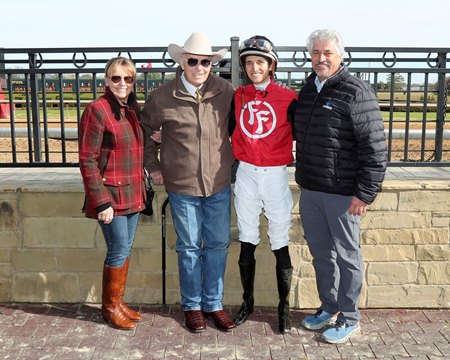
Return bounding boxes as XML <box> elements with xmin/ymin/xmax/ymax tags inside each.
<box><xmin>2</xmin><ymin>0</ymin><xmax>449</xmax><ymax>49</ymax></box>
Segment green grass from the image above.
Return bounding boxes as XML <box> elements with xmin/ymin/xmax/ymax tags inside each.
<box><xmin>381</xmin><ymin>111</ymin><xmax>436</xmax><ymax>121</ymax></box>
<box><xmin>6</xmin><ymin>109</ymin><xmax>440</xmax><ymax>124</ymax></box>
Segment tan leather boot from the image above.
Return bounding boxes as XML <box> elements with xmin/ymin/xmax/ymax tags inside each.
<box><xmin>119</xmin><ymin>258</ymin><xmax>142</xmax><ymax>321</ymax></box>
<box><xmin>101</xmin><ymin>263</ymin><xmax>135</xmax><ymax>330</ymax></box>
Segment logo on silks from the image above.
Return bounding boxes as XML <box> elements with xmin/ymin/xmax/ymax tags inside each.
<box><xmin>239</xmin><ymin>100</ymin><xmax>276</xmax><ymax>139</ymax></box>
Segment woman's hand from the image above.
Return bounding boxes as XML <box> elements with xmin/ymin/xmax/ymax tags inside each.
<box><xmin>98</xmin><ymin>207</ymin><xmax>114</xmax><ymax>224</ymax></box>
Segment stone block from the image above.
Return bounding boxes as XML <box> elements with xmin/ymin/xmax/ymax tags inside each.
<box><xmin>163</xmin><ymin>289</ymin><xmax>181</xmax><ymax>306</ymax></box>
<box><xmin>23</xmin><ymin>217</ymin><xmax>97</xmax><ymax>248</ymax></box>
<box><xmin>230</xmin><ymin>226</ymin><xmax>239</xmax><ymax>242</ymax></box>
<box><xmin>0</xmin><ymin>195</ymin><xmax>18</xmax><ymax>230</ymax></box>
<box><xmin>416</xmin><ymin>245</ymin><xmax>450</xmax><ymax>261</ymax></box>
<box><xmin>290</xmin><ymin>215</ymin><xmax>305</xmax><ymax>244</ymax></box>
<box><xmin>0</xmin><ymin>278</ymin><xmax>12</xmax><ymax>302</ymax></box>
<box><xmin>399</xmin><ymin>191</ymin><xmax>450</xmax><ymax>212</ymax></box>
<box><xmin>362</xmin><ymin>212</ymin><xmax>430</xmax><ymax>230</ymax></box>
<box><xmin>361</xmin><ymin>228</ymin><xmax>448</xmax><ymax>245</ymax></box>
<box><xmin>255</xmin><ymin>290</ymin><xmax>280</xmax><ymax>307</ymax></box>
<box><xmin>299</xmin><ymin>245</ymin><xmax>313</xmax><ymax>262</ymax></box>
<box><xmin>78</xmin><ymin>272</ymin><xmax>101</xmax><ymax>303</ymax></box>
<box><xmin>134</xmin><ymin>224</ymin><xmax>162</xmax><ymax>248</ymax></box>
<box><xmin>125</xmin><ymin>273</ymin><xmax>165</xmax><ymax>304</ymax></box>
<box><xmin>432</xmin><ymin>214</ymin><xmax>450</xmax><ymax>228</ymax></box>
<box><xmin>370</xmin><ymin>192</ymin><xmax>398</xmax><ymax>211</ymax></box>
<box><xmin>11</xmin><ymin>249</ymin><xmax>58</xmax><ymax>272</ymax></box>
<box><xmin>367</xmin><ymin>285</ymin><xmax>450</xmax><ymax>308</ymax></box>
<box><xmin>294</xmin><ymin>278</ymin><xmax>320</xmax><ymax>309</ymax></box>
<box><xmin>382</xmin><ymin>180</ymin><xmax>423</xmax><ymax>190</ymax></box>
<box><xmin>224</xmin><ymin>273</ymin><xmax>241</xmax><ymax>293</ymax></box>
<box><xmin>20</xmin><ymin>191</ymin><xmax>85</xmax><ymax>217</ymax></box>
<box><xmin>93</xmin><ymin>226</ymin><xmax>106</xmax><ymax>249</ymax></box>
<box><xmin>58</xmin><ymin>249</ymin><xmax>104</xmax><ymax>272</ymax></box>
<box><xmin>0</xmin><ymin>263</ymin><xmax>11</xmax><ymax>277</ymax></box>
<box><xmin>298</xmin><ymin>263</ymin><xmax>315</xmax><ymax>278</ymax></box>
<box><xmin>367</xmin><ymin>262</ymin><xmax>418</xmax><ymax>285</ymax></box>
<box><xmin>0</xmin><ymin>231</ymin><xmax>21</xmax><ymax>248</ymax></box>
<box><xmin>0</xmin><ymin>249</ymin><xmax>10</xmax><ymax>262</ymax></box>
<box><xmin>291</xmin><ymin>190</ymin><xmax>300</xmax><ymax>214</ymax></box>
<box><xmin>164</xmin><ymin>273</ymin><xmax>180</xmax><ymax>290</ymax></box>
<box><xmin>359</xmin><ymin>280</ymin><xmax>368</xmax><ymax>308</ymax></box>
<box><xmin>362</xmin><ymin>245</ymin><xmax>415</xmax><ymax>261</ymax></box>
<box><xmin>12</xmin><ymin>272</ymin><xmax>79</xmax><ymax>302</ymax></box>
<box><xmin>255</xmin><ymin>274</ymin><xmax>276</xmax><ymax>293</ymax></box>
<box><xmin>418</xmin><ymin>262</ymin><xmax>450</xmax><ymax>285</ymax></box>
<box><xmin>127</xmin><ymin>287</ymin><xmax>163</xmax><ymax>305</ymax></box>
<box><xmin>135</xmin><ymin>249</ymin><xmax>163</xmax><ymax>273</ymax></box>
<box><xmin>223</xmin><ymin>289</ymin><xmax>242</xmax><ymax>306</ymax></box>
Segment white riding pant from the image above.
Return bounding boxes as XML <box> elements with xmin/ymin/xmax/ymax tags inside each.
<box><xmin>233</xmin><ymin>161</ymin><xmax>293</xmax><ymax>251</ymax></box>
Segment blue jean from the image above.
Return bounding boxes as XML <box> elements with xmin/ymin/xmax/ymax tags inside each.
<box><xmin>98</xmin><ymin>212</ymin><xmax>140</xmax><ymax>267</ymax></box>
<box><xmin>168</xmin><ymin>186</ymin><xmax>231</xmax><ymax>312</ymax></box>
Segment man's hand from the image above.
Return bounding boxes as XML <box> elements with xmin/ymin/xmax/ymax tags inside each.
<box><xmin>275</xmin><ymin>80</ymin><xmax>289</xmax><ymax>89</ymax></box>
<box><xmin>151</xmin><ymin>130</ymin><xmax>161</xmax><ymax>143</ymax></box>
<box><xmin>348</xmin><ymin>196</ymin><xmax>368</xmax><ymax>216</ymax></box>
<box><xmin>151</xmin><ymin>170</ymin><xmax>164</xmax><ymax>185</ymax></box>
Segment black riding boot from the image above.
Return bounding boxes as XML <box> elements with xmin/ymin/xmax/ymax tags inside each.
<box><xmin>234</xmin><ymin>260</ymin><xmax>256</xmax><ymax>325</ymax></box>
<box><xmin>276</xmin><ymin>266</ymin><xmax>293</xmax><ymax>334</ymax></box>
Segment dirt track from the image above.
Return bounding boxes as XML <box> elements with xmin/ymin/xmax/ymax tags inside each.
<box><xmin>1</xmin><ymin>117</ymin><xmax>449</xmax><ymax>164</ymax></box>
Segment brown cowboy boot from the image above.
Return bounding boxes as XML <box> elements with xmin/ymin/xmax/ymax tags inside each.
<box><xmin>101</xmin><ymin>263</ymin><xmax>135</xmax><ymax>330</ymax></box>
<box><xmin>119</xmin><ymin>258</ymin><xmax>142</xmax><ymax>321</ymax></box>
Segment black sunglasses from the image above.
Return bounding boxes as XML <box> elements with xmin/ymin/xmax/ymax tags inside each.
<box><xmin>185</xmin><ymin>58</ymin><xmax>211</xmax><ymax>68</ymax></box>
<box><xmin>110</xmin><ymin>75</ymin><xmax>135</xmax><ymax>84</ymax></box>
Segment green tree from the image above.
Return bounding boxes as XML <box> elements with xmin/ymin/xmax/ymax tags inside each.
<box><xmin>386</xmin><ymin>73</ymin><xmax>406</xmax><ymax>91</ymax></box>
<box><xmin>377</xmin><ymin>81</ymin><xmax>388</xmax><ymax>91</ymax></box>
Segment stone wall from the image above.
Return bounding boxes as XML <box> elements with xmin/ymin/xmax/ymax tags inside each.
<box><xmin>0</xmin><ymin>178</ymin><xmax>449</xmax><ymax>308</ymax></box>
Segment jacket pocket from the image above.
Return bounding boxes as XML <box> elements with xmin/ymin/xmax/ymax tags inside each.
<box><xmin>101</xmin><ymin>150</ymin><xmax>131</xmax><ymax>186</ymax></box>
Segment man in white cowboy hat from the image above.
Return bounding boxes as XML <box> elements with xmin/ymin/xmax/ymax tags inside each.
<box><xmin>141</xmin><ymin>32</ymin><xmax>236</xmax><ymax>333</ymax></box>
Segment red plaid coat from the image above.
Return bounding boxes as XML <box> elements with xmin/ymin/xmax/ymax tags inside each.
<box><xmin>79</xmin><ymin>88</ymin><xmax>145</xmax><ymax>218</ymax></box>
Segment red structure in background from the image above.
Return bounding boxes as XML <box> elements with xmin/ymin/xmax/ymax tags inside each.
<box><xmin>0</xmin><ymin>79</ymin><xmax>10</xmax><ymax>118</ymax></box>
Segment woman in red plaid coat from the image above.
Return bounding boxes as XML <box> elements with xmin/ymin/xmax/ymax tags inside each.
<box><xmin>79</xmin><ymin>57</ymin><xmax>146</xmax><ymax>330</ymax></box>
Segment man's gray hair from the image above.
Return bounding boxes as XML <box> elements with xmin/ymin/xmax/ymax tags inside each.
<box><xmin>306</xmin><ymin>29</ymin><xmax>345</xmax><ymax>58</ymax></box>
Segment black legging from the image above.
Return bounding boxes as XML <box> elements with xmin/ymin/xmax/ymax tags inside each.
<box><xmin>239</xmin><ymin>242</ymin><xmax>291</xmax><ymax>270</ymax></box>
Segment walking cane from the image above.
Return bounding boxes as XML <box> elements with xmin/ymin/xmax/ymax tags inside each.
<box><xmin>161</xmin><ymin>197</ymin><xmax>169</xmax><ymax>306</ymax></box>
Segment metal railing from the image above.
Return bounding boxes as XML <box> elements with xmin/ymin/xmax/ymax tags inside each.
<box><xmin>0</xmin><ymin>37</ymin><xmax>449</xmax><ymax>167</ymax></box>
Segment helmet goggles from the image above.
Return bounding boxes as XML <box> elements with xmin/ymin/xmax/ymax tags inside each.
<box><xmin>239</xmin><ymin>38</ymin><xmax>273</xmax><ymax>53</ymax></box>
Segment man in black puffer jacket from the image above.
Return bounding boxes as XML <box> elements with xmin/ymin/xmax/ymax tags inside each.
<box><xmin>289</xmin><ymin>29</ymin><xmax>387</xmax><ymax>344</ymax></box>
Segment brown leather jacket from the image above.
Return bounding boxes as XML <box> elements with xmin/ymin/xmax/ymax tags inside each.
<box><xmin>141</xmin><ymin>67</ymin><xmax>235</xmax><ymax>197</ymax></box>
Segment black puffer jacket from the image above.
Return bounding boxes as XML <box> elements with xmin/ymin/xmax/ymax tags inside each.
<box><xmin>290</xmin><ymin>66</ymin><xmax>387</xmax><ymax>204</ymax></box>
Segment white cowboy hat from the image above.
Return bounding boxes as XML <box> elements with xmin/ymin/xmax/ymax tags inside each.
<box><xmin>167</xmin><ymin>32</ymin><xmax>228</xmax><ymax>65</ymax></box>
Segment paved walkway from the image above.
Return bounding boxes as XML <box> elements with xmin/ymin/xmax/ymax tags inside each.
<box><xmin>0</xmin><ymin>304</ymin><xmax>449</xmax><ymax>359</ymax></box>
<box><xmin>1</xmin><ymin>168</ymin><xmax>449</xmax><ymax>359</ymax></box>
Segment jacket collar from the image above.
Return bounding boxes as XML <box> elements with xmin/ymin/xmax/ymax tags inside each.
<box><xmin>104</xmin><ymin>87</ymin><xmax>139</xmax><ymax>120</ymax></box>
<box><xmin>307</xmin><ymin>64</ymin><xmax>348</xmax><ymax>90</ymax></box>
<box><xmin>173</xmin><ymin>66</ymin><xmax>224</xmax><ymax>101</ymax></box>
